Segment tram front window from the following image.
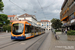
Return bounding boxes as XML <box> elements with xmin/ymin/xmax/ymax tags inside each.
<box><xmin>12</xmin><ymin>23</ymin><xmax>24</xmax><ymax>35</ymax></box>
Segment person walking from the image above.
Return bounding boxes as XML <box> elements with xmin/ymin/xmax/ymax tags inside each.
<box><xmin>62</xmin><ymin>29</ymin><xmax>64</xmax><ymax>34</ymax></box>
<box><xmin>65</xmin><ymin>29</ymin><xmax>67</xmax><ymax>34</ymax></box>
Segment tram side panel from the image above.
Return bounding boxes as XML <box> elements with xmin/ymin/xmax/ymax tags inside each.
<box><xmin>25</xmin><ymin>25</ymin><xmax>35</xmax><ymax>39</ymax></box>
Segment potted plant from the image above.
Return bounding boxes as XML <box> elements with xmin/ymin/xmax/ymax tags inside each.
<box><xmin>67</xmin><ymin>30</ymin><xmax>75</xmax><ymax>40</ymax></box>
<box><xmin>55</xmin><ymin>29</ymin><xmax>62</xmax><ymax>34</ymax></box>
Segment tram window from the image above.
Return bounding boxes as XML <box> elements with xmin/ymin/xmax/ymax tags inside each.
<box><xmin>12</xmin><ymin>23</ymin><xmax>24</xmax><ymax>35</ymax></box>
<box><xmin>25</xmin><ymin>25</ymin><xmax>31</xmax><ymax>33</ymax></box>
<box><xmin>25</xmin><ymin>25</ymin><xmax>35</xmax><ymax>33</ymax></box>
<box><xmin>37</xmin><ymin>27</ymin><xmax>39</xmax><ymax>32</ymax></box>
<box><xmin>31</xmin><ymin>26</ymin><xmax>35</xmax><ymax>33</ymax></box>
<box><xmin>35</xmin><ymin>27</ymin><xmax>37</xmax><ymax>32</ymax></box>
<box><xmin>37</xmin><ymin>28</ymin><xmax>39</xmax><ymax>32</ymax></box>
<box><xmin>36</xmin><ymin>27</ymin><xmax>39</xmax><ymax>32</ymax></box>
<box><xmin>38</xmin><ymin>27</ymin><xmax>41</xmax><ymax>32</ymax></box>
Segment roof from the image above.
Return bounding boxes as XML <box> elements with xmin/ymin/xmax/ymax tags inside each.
<box><xmin>19</xmin><ymin>13</ymin><xmax>32</xmax><ymax>17</ymax></box>
<box><xmin>41</xmin><ymin>20</ymin><xmax>50</xmax><ymax>22</ymax></box>
<box><xmin>19</xmin><ymin>13</ymin><xmax>37</xmax><ymax>21</ymax></box>
<box><xmin>8</xmin><ymin>15</ymin><xmax>16</xmax><ymax>17</ymax></box>
<box><xmin>10</xmin><ymin>20</ymin><xmax>18</xmax><ymax>22</ymax></box>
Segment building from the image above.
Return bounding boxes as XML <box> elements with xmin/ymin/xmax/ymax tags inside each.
<box><xmin>60</xmin><ymin>0</ymin><xmax>75</xmax><ymax>30</ymax></box>
<box><xmin>18</xmin><ymin>13</ymin><xmax>37</xmax><ymax>24</ymax></box>
<box><xmin>37</xmin><ymin>21</ymin><xmax>41</xmax><ymax>26</ymax></box>
<box><xmin>14</xmin><ymin>15</ymin><xmax>19</xmax><ymax>20</ymax></box>
<box><xmin>37</xmin><ymin>20</ymin><xmax>52</xmax><ymax>30</ymax></box>
<box><xmin>8</xmin><ymin>15</ymin><xmax>16</xmax><ymax>20</ymax></box>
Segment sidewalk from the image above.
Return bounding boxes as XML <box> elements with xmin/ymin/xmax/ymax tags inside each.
<box><xmin>49</xmin><ymin>31</ymin><xmax>75</xmax><ymax>50</ymax></box>
<box><xmin>0</xmin><ymin>32</ymin><xmax>11</xmax><ymax>34</ymax></box>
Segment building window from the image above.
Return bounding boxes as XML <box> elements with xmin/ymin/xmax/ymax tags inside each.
<box><xmin>69</xmin><ymin>13</ymin><xmax>74</xmax><ymax>20</ymax></box>
<box><xmin>42</xmin><ymin>24</ymin><xmax>43</xmax><ymax>26</ymax></box>
<box><xmin>69</xmin><ymin>2</ymin><xmax>75</xmax><ymax>9</ymax></box>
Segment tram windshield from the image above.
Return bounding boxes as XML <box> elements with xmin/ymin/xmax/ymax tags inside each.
<box><xmin>12</xmin><ymin>23</ymin><xmax>24</xmax><ymax>35</ymax></box>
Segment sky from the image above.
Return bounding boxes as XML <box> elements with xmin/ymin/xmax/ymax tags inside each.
<box><xmin>1</xmin><ymin>0</ymin><xmax>64</xmax><ymax>21</ymax></box>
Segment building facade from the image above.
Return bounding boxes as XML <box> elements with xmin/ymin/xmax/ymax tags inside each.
<box><xmin>8</xmin><ymin>15</ymin><xmax>16</xmax><ymax>20</ymax></box>
<box><xmin>60</xmin><ymin>0</ymin><xmax>75</xmax><ymax>30</ymax></box>
<box><xmin>18</xmin><ymin>13</ymin><xmax>37</xmax><ymax>24</ymax></box>
<box><xmin>37</xmin><ymin>20</ymin><xmax>52</xmax><ymax>30</ymax></box>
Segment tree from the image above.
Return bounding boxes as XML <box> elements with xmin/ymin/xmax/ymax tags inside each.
<box><xmin>51</xmin><ymin>18</ymin><xmax>62</xmax><ymax>29</ymax></box>
<box><xmin>0</xmin><ymin>0</ymin><xmax>4</xmax><ymax>11</ymax></box>
<box><xmin>0</xmin><ymin>14</ymin><xmax>10</xmax><ymax>27</ymax></box>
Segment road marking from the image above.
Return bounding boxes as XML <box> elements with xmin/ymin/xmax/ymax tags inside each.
<box><xmin>20</xmin><ymin>43</ymin><xmax>26</xmax><ymax>45</ymax></box>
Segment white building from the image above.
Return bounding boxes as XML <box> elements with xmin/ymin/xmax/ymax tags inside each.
<box><xmin>37</xmin><ymin>20</ymin><xmax>52</xmax><ymax>30</ymax></box>
<box><xmin>18</xmin><ymin>13</ymin><xmax>37</xmax><ymax>24</ymax></box>
<box><xmin>14</xmin><ymin>15</ymin><xmax>19</xmax><ymax>20</ymax></box>
<box><xmin>8</xmin><ymin>15</ymin><xmax>16</xmax><ymax>20</ymax></box>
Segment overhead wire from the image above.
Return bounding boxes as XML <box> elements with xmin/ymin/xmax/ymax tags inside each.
<box><xmin>37</xmin><ymin>0</ymin><xmax>46</xmax><ymax>19</ymax></box>
<box><xmin>9</xmin><ymin>0</ymin><xmax>25</xmax><ymax>11</ymax></box>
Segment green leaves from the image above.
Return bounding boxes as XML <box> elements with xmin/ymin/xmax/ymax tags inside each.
<box><xmin>3</xmin><ymin>25</ymin><xmax>11</xmax><ymax>32</ymax></box>
<box><xmin>67</xmin><ymin>30</ymin><xmax>75</xmax><ymax>35</ymax></box>
<box><xmin>0</xmin><ymin>0</ymin><xmax>4</xmax><ymax>11</ymax></box>
<box><xmin>51</xmin><ymin>18</ymin><xmax>62</xmax><ymax>29</ymax></box>
<box><xmin>0</xmin><ymin>14</ymin><xmax>10</xmax><ymax>27</ymax></box>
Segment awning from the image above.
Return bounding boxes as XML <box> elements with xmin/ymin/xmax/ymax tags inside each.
<box><xmin>61</xmin><ymin>16</ymin><xmax>68</xmax><ymax>21</ymax></box>
<box><xmin>71</xmin><ymin>22</ymin><xmax>75</xmax><ymax>26</ymax></box>
<box><xmin>62</xmin><ymin>23</ymin><xmax>71</xmax><ymax>28</ymax></box>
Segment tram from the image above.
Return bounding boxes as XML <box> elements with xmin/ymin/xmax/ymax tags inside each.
<box><xmin>11</xmin><ymin>21</ymin><xmax>45</xmax><ymax>40</ymax></box>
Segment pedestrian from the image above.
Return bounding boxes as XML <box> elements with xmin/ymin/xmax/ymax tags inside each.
<box><xmin>62</xmin><ymin>29</ymin><xmax>64</xmax><ymax>34</ymax></box>
<box><xmin>65</xmin><ymin>29</ymin><xmax>67</xmax><ymax>34</ymax></box>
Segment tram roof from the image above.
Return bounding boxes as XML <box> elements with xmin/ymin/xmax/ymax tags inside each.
<box><xmin>12</xmin><ymin>21</ymin><xmax>42</xmax><ymax>28</ymax></box>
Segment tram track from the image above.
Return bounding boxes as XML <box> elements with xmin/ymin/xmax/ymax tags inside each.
<box><xmin>0</xmin><ymin>40</ymin><xmax>13</xmax><ymax>46</ymax></box>
<box><xmin>0</xmin><ymin>40</ymin><xmax>21</xmax><ymax>49</ymax></box>
<box><xmin>37</xmin><ymin>33</ymin><xmax>49</xmax><ymax>50</ymax></box>
<box><xmin>0</xmin><ymin>32</ymin><xmax>49</xmax><ymax>50</ymax></box>
<box><xmin>25</xmin><ymin>32</ymin><xmax>49</xmax><ymax>50</ymax></box>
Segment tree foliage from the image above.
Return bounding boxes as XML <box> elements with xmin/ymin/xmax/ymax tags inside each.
<box><xmin>0</xmin><ymin>0</ymin><xmax>4</xmax><ymax>11</ymax></box>
<box><xmin>51</xmin><ymin>18</ymin><xmax>62</xmax><ymax>29</ymax></box>
<box><xmin>0</xmin><ymin>14</ymin><xmax>10</xmax><ymax>27</ymax></box>
<box><xmin>3</xmin><ymin>25</ymin><xmax>11</xmax><ymax>32</ymax></box>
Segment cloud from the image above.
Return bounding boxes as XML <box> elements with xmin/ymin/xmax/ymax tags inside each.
<box><xmin>52</xmin><ymin>10</ymin><xmax>61</xmax><ymax>13</ymax></box>
<box><xmin>1</xmin><ymin>0</ymin><xmax>64</xmax><ymax>21</ymax></box>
